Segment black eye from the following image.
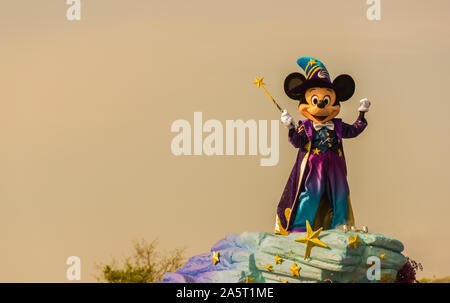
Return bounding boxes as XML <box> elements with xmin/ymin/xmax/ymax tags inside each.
<box><xmin>323</xmin><ymin>95</ymin><xmax>330</xmax><ymax>105</ymax></box>
<box><xmin>311</xmin><ymin>96</ymin><xmax>319</xmax><ymax>105</ymax></box>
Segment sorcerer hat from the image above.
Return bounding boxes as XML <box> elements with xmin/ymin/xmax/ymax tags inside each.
<box><xmin>284</xmin><ymin>57</ymin><xmax>355</xmax><ymax>103</ymax></box>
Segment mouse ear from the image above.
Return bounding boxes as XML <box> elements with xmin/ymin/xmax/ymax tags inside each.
<box><xmin>284</xmin><ymin>72</ymin><xmax>306</xmax><ymax>100</ymax></box>
<box><xmin>333</xmin><ymin>74</ymin><xmax>355</xmax><ymax>102</ymax></box>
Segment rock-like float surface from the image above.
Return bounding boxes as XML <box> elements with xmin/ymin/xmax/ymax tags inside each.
<box><xmin>162</xmin><ymin>230</ymin><xmax>406</xmax><ymax>283</ymax></box>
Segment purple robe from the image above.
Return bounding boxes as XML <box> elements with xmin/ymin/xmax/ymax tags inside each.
<box><xmin>274</xmin><ymin>116</ymin><xmax>368</xmax><ymax>234</ymax></box>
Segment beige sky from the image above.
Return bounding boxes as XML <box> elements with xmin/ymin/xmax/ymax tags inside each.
<box><xmin>0</xmin><ymin>0</ymin><xmax>449</xmax><ymax>282</ymax></box>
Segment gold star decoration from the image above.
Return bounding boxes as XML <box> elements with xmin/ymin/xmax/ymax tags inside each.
<box><xmin>211</xmin><ymin>251</ymin><xmax>220</xmax><ymax>265</ymax></box>
<box><xmin>338</xmin><ymin>149</ymin><xmax>343</xmax><ymax>157</ymax></box>
<box><xmin>307</xmin><ymin>59</ymin><xmax>317</xmax><ymax>67</ymax></box>
<box><xmin>289</xmin><ymin>263</ymin><xmax>301</xmax><ymax>277</ymax></box>
<box><xmin>265</xmin><ymin>264</ymin><xmax>274</xmax><ymax>272</ymax></box>
<box><xmin>348</xmin><ymin>234</ymin><xmax>362</xmax><ymax>249</ymax></box>
<box><xmin>294</xmin><ymin>220</ymin><xmax>328</xmax><ymax>259</ymax></box>
<box><xmin>380</xmin><ymin>273</ymin><xmax>393</xmax><ymax>283</ymax></box>
<box><xmin>380</xmin><ymin>253</ymin><xmax>386</xmax><ymax>260</ymax></box>
<box><xmin>313</xmin><ymin>148</ymin><xmax>320</xmax><ymax>155</ymax></box>
<box><xmin>281</xmin><ymin>279</ymin><xmax>288</xmax><ymax>283</ymax></box>
<box><xmin>274</xmin><ymin>254</ymin><xmax>283</xmax><ymax>265</ymax></box>
<box><xmin>253</xmin><ymin>77</ymin><xmax>266</xmax><ymax>88</ymax></box>
<box><xmin>245</xmin><ymin>277</ymin><xmax>255</xmax><ymax>283</ymax></box>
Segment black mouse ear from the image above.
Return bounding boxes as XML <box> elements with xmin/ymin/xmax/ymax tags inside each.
<box><xmin>284</xmin><ymin>72</ymin><xmax>306</xmax><ymax>100</ymax></box>
<box><xmin>333</xmin><ymin>74</ymin><xmax>355</xmax><ymax>102</ymax></box>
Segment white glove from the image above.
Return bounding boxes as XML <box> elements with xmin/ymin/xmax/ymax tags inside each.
<box><xmin>358</xmin><ymin>98</ymin><xmax>371</xmax><ymax>112</ymax></box>
<box><xmin>280</xmin><ymin>109</ymin><xmax>295</xmax><ymax>129</ymax></box>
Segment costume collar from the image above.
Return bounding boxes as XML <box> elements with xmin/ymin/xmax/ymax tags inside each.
<box><xmin>313</xmin><ymin>120</ymin><xmax>334</xmax><ymax>131</ymax></box>
<box><xmin>302</xmin><ymin>119</ymin><xmax>342</xmax><ymax>141</ymax></box>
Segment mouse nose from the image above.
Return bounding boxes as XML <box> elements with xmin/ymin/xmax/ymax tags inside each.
<box><xmin>317</xmin><ymin>100</ymin><xmax>326</xmax><ymax>109</ymax></box>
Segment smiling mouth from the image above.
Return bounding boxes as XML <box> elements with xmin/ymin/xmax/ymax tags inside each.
<box><xmin>312</xmin><ymin>114</ymin><xmax>328</xmax><ymax>122</ymax></box>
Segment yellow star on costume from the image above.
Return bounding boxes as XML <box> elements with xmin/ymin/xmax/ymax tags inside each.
<box><xmin>245</xmin><ymin>277</ymin><xmax>255</xmax><ymax>283</ymax></box>
<box><xmin>348</xmin><ymin>234</ymin><xmax>362</xmax><ymax>249</ymax></box>
<box><xmin>380</xmin><ymin>273</ymin><xmax>393</xmax><ymax>283</ymax></box>
<box><xmin>289</xmin><ymin>263</ymin><xmax>301</xmax><ymax>277</ymax></box>
<box><xmin>313</xmin><ymin>148</ymin><xmax>320</xmax><ymax>155</ymax></box>
<box><xmin>380</xmin><ymin>253</ymin><xmax>386</xmax><ymax>260</ymax></box>
<box><xmin>294</xmin><ymin>220</ymin><xmax>328</xmax><ymax>260</ymax></box>
<box><xmin>211</xmin><ymin>251</ymin><xmax>220</xmax><ymax>265</ymax></box>
<box><xmin>274</xmin><ymin>254</ymin><xmax>283</xmax><ymax>265</ymax></box>
<box><xmin>265</xmin><ymin>264</ymin><xmax>274</xmax><ymax>272</ymax></box>
<box><xmin>253</xmin><ymin>77</ymin><xmax>266</xmax><ymax>88</ymax></box>
<box><xmin>338</xmin><ymin>149</ymin><xmax>343</xmax><ymax>157</ymax></box>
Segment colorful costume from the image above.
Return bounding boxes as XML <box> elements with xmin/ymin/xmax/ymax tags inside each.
<box><xmin>275</xmin><ymin>56</ymin><xmax>369</xmax><ymax>235</ymax></box>
<box><xmin>275</xmin><ymin>117</ymin><xmax>367</xmax><ymax>234</ymax></box>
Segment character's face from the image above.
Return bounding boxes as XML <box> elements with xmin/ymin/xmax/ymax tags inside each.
<box><xmin>299</xmin><ymin>87</ymin><xmax>340</xmax><ymax>124</ymax></box>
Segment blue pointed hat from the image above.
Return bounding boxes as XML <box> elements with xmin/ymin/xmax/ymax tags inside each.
<box><xmin>286</xmin><ymin>57</ymin><xmax>355</xmax><ymax>102</ymax></box>
<box><xmin>297</xmin><ymin>57</ymin><xmax>331</xmax><ymax>83</ymax></box>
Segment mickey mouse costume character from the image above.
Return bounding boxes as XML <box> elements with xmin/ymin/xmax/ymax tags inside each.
<box><xmin>275</xmin><ymin>57</ymin><xmax>371</xmax><ymax>235</ymax></box>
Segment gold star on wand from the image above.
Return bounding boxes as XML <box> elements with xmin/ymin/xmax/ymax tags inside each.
<box><xmin>295</xmin><ymin>220</ymin><xmax>328</xmax><ymax>260</ymax></box>
<box><xmin>253</xmin><ymin>77</ymin><xmax>283</xmax><ymax>113</ymax></box>
<box><xmin>253</xmin><ymin>77</ymin><xmax>266</xmax><ymax>88</ymax></box>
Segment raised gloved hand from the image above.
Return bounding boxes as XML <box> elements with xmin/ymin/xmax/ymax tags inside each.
<box><xmin>280</xmin><ymin>109</ymin><xmax>295</xmax><ymax>129</ymax></box>
<box><xmin>358</xmin><ymin>98</ymin><xmax>371</xmax><ymax>112</ymax></box>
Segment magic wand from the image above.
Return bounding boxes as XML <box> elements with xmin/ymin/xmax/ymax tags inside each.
<box><xmin>253</xmin><ymin>77</ymin><xmax>296</xmax><ymax>128</ymax></box>
<box><xmin>252</xmin><ymin>77</ymin><xmax>283</xmax><ymax>112</ymax></box>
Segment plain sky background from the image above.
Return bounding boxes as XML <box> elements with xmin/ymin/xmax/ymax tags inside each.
<box><xmin>0</xmin><ymin>0</ymin><xmax>449</xmax><ymax>282</ymax></box>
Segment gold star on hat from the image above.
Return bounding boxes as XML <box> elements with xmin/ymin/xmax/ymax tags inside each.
<box><xmin>307</xmin><ymin>59</ymin><xmax>317</xmax><ymax>68</ymax></box>
<box><xmin>295</xmin><ymin>220</ymin><xmax>328</xmax><ymax>259</ymax></box>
